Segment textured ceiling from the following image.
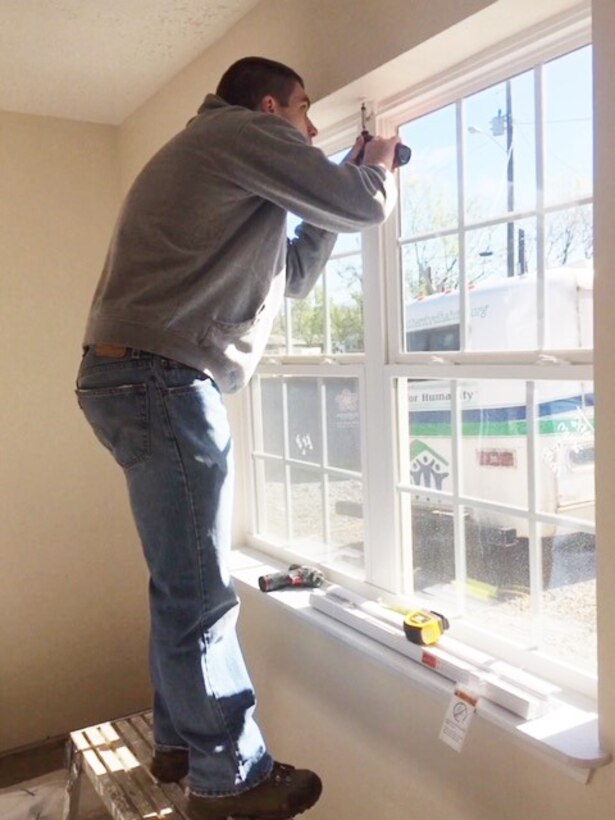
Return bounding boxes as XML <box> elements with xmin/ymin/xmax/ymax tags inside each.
<box><xmin>0</xmin><ymin>0</ymin><xmax>260</xmax><ymax>124</ymax></box>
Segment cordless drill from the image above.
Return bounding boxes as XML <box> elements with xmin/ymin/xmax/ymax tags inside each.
<box><xmin>258</xmin><ymin>564</ymin><xmax>325</xmax><ymax>592</ymax></box>
<box><xmin>356</xmin><ymin>102</ymin><xmax>412</xmax><ymax>168</ymax></box>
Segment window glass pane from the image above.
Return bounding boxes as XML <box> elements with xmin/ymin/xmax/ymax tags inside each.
<box><xmin>543</xmin><ymin>46</ymin><xmax>593</xmax><ymax>206</ymax></box>
<box><xmin>260</xmin><ymin>378</ymin><xmax>284</xmax><ymax>456</ymax></box>
<box><xmin>290</xmin><ymin>284</ymin><xmax>324</xmax><ymax>354</ymax></box>
<box><xmin>465</xmin><ymin>507</ymin><xmax>530</xmax><ymax>596</ymax></box>
<box><xmin>402</xmin><ymin>236</ymin><xmax>460</xmax><ymax>297</ymax></box>
<box><xmin>256</xmin><ymin>459</ymin><xmax>287</xmax><ymax>541</ymax></box>
<box><xmin>290</xmin><ymin>467</ymin><xmax>324</xmax><ymax>545</ymax></box>
<box><xmin>536</xmin><ymin>381</ymin><xmax>595</xmax><ymax>519</ymax></box>
<box><xmin>403</xmin><ymin>237</ymin><xmax>460</xmax><ymax>352</ymax></box>
<box><xmin>467</xmin><ymin>274</ymin><xmax>537</xmax><ymax>351</ymax></box>
<box><xmin>325</xmin><ymin>378</ymin><xmax>361</xmax><ymax>471</ymax></box>
<box><xmin>465</xmin><ymin>217</ymin><xmax>537</xmax><ymax>284</ymax></box>
<box><xmin>405</xmin><ymin>379</ymin><xmax>453</xmax><ymax>492</ymax></box>
<box><xmin>399</xmin><ymin>104</ymin><xmax>458</xmax><ymax>238</ymax></box>
<box><xmin>460</xmin><ymin>514</ymin><xmax>595</xmax><ymax>673</ymax></box>
<box><xmin>541</xmin><ymin>522</ymin><xmax>596</xmax><ymax>672</ymax></box>
<box><xmin>465</xmin><ymin>69</ymin><xmax>536</xmax><ymax>222</ymax></box>
<box><xmin>460</xmin><ymin>380</ymin><xmax>528</xmax><ymax>508</ymax></box>
<box><xmin>332</xmin><ymin>232</ymin><xmax>362</xmax><ymax>256</ymax></box>
<box><xmin>266</xmin><ymin>308</ymin><xmax>287</xmax><ymax>354</ymax></box>
<box><xmin>404</xmin><ymin>378</ymin><xmax>530</xmax><ymax>506</ymax></box>
<box><xmin>405</xmin><ymin>293</ymin><xmax>460</xmax><ymax>352</ymax></box>
<box><xmin>327</xmin><ymin>255</ymin><xmax>364</xmax><ymax>353</ymax></box>
<box><xmin>287</xmin><ymin>378</ymin><xmax>322</xmax><ymax>464</ymax></box>
<box><xmin>462</xmin><ymin>507</ymin><xmax>532</xmax><ymax>643</ymax></box>
<box><xmin>406</xmin><ymin>501</ymin><xmax>534</xmax><ymax>645</ymax></box>
<box><xmin>465</xmin><ymin>217</ymin><xmax>538</xmax><ymax>351</ymax></box>
<box><xmin>545</xmin><ymin>204</ymin><xmax>593</xmax><ymax>269</ymax></box>
<box><xmin>327</xmin><ymin>478</ymin><xmax>365</xmax><ymax>574</ymax></box>
<box><xmin>404</xmin><ymin>495</ymin><xmax>455</xmax><ymax>592</ymax></box>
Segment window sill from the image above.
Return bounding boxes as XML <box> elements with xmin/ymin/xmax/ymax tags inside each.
<box><xmin>230</xmin><ymin>547</ymin><xmax>611</xmax><ymax>784</ymax></box>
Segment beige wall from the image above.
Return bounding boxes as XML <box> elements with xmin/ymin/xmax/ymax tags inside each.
<box><xmin>0</xmin><ymin>113</ymin><xmax>150</xmax><ymax>750</ymax></box>
<box><xmin>3</xmin><ymin>1</ymin><xmax>615</xmax><ymax>817</ymax></box>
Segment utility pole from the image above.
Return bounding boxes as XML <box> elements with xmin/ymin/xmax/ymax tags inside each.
<box><xmin>490</xmin><ymin>80</ymin><xmax>515</xmax><ymax>277</ymax></box>
<box><xmin>505</xmin><ymin>80</ymin><xmax>514</xmax><ymax>278</ymax></box>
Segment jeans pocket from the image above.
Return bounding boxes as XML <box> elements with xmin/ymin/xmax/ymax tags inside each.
<box><xmin>76</xmin><ymin>384</ymin><xmax>150</xmax><ymax>469</ymax></box>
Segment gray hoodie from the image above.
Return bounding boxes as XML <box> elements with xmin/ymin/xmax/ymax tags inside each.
<box><xmin>84</xmin><ymin>94</ymin><xmax>396</xmax><ymax>392</ymax></box>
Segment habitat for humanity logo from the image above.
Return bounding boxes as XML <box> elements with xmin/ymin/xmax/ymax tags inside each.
<box><xmin>410</xmin><ymin>441</ymin><xmax>449</xmax><ymax>489</ymax></box>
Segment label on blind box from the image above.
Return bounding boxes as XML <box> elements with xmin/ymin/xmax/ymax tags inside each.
<box><xmin>439</xmin><ymin>687</ymin><xmax>478</xmax><ymax>752</ymax></box>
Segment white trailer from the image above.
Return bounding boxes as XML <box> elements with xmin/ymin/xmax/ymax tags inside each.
<box><xmin>405</xmin><ymin>267</ymin><xmax>594</xmax><ymax>554</ymax></box>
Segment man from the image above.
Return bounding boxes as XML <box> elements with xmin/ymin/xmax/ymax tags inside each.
<box><xmin>76</xmin><ymin>56</ymin><xmax>399</xmax><ymax>819</ymax></box>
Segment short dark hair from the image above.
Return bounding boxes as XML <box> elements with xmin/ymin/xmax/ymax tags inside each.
<box><xmin>216</xmin><ymin>56</ymin><xmax>304</xmax><ymax>110</ymax></box>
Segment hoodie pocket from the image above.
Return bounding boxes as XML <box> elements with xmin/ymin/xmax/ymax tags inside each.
<box><xmin>203</xmin><ymin>304</ymin><xmax>266</xmax><ymax>351</ymax></box>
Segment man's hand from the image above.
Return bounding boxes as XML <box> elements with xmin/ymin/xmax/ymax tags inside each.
<box><xmin>363</xmin><ymin>136</ymin><xmax>400</xmax><ymax>172</ymax></box>
<box><xmin>343</xmin><ymin>135</ymin><xmax>401</xmax><ymax>172</ymax></box>
<box><xmin>344</xmin><ymin>135</ymin><xmax>367</xmax><ymax>165</ymax></box>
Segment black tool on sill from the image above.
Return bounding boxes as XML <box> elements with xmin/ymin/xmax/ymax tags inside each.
<box><xmin>258</xmin><ymin>564</ymin><xmax>325</xmax><ymax>592</ymax></box>
<box><xmin>356</xmin><ymin>102</ymin><xmax>412</xmax><ymax>168</ymax></box>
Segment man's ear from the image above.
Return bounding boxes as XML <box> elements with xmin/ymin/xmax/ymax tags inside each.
<box><xmin>258</xmin><ymin>95</ymin><xmax>278</xmax><ymax>113</ymax></box>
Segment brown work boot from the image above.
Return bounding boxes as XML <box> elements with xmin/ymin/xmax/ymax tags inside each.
<box><xmin>187</xmin><ymin>761</ymin><xmax>322</xmax><ymax>819</ymax></box>
<box><xmin>150</xmin><ymin>747</ymin><xmax>189</xmax><ymax>782</ymax></box>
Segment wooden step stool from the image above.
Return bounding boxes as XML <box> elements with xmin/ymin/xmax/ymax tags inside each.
<box><xmin>63</xmin><ymin>710</ymin><xmax>189</xmax><ymax>819</ymax></box>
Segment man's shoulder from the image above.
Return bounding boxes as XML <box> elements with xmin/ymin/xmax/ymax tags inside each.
<box><xmin>195</xmin><ymin>96</ymin><xmax>304</xmax><ymax>144</ymax></box>
<box><xmin>194</xmin><ymin>95</ymin><xmax>262</xmax><ymax>129</ymax></box>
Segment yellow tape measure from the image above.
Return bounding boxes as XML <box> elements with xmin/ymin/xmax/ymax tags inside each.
<box><xmin>403</xmin><ymin>609</ymin><xmax>450</xmax><ymax>646</ymax></box>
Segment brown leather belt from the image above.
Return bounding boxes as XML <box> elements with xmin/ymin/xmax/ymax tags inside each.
<box><xmin>92</xmin><ymin>343</ymin><xmax>130</xmax><ymax>358</ymax></box>
<box><xmin>89</xmin><ymin>345</ymin><xmax>164</xmax><ymax>363</ymax></box>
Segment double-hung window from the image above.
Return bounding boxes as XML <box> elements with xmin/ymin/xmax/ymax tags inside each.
<box><xmin>247</xmin><ymin>16</ymin><xmax>595</xmax><ymax>697</ymax></box>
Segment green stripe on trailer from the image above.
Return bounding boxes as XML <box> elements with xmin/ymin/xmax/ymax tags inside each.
<box><xmin>410</xmin><ymin>419</ymin><xmax>592</xmax><ymax>437</ymax></box>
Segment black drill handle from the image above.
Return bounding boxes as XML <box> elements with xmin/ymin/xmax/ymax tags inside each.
<box><xmin>356</xmin><ymin>130</ymin><xmax>411</xmax><ymax>169</ymax></box>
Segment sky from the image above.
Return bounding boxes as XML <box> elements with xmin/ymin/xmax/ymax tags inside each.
<box><xmin>398</xmin><ymin>45</ymin><xmax>593</xmax><ymax>249</ymax></box>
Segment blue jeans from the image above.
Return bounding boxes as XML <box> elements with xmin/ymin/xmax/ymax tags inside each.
<box><xmin>76</xmin><ymin>347</ymin><xmax>272</xmax><ymax>796</ymax></box>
